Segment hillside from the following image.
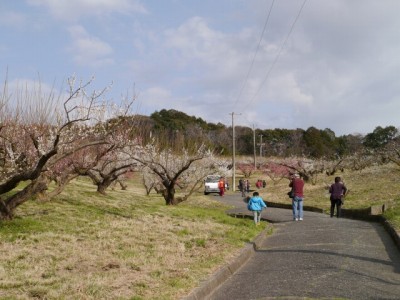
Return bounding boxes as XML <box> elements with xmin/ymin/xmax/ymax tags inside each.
<box><xmin>0</xmin><ymin>177</ymin><xmax>265</xmax><ymax>299</ymax></box>
<box><xmin>0</xmin><ymin>163</ymin><xmax>398</xmax><ymax>299</ymax></box>
<box><xmin>245</xmin><ymin>162</ymin><xmax>400</xmax><ymax>228</ymax></box>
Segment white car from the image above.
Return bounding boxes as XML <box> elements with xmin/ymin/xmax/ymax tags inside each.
<box><xmin>204</xmin><ymin>175</ymin><xmax>228</xmax><ymax>195</ymax></box>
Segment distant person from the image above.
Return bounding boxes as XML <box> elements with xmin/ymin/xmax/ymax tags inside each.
<box><xmin>289</xmin><ymin>173</ymin><xmax>304</xmax><ymax>221</ymax></box>
<box><xmin>329</xmin><ymin>176</ymin><xmax>348</xmax><ymax>218</ymax></box>
<box><xmin>218</xmin><ymin>177</ymin><xmax>226</xmax><ymax>197</ymax></box>
<box><xmin>247</xmin><ymin>191</ymin><xmax>267</xmax><ymax>225</ymax></box>
<box><xmin>256</xmin><ymin>179</ymin><xmax>262</xmax><ymax>189</ymax></box>
<box><xmin>245</xmin><ymin>180</ymin><xmax>250</xmax><ymax>193</ymax></box>
<box><xmin>238</xmin><ymin>179</ymin><xmax>246</xmax><ymax>197</ymax></box>
<box><xmin>262</xmin><ymin>180</ymin><xmax>266</xmax><ymax>188</ymax></box>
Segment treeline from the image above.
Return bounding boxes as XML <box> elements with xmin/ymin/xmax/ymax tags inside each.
<box><xmin>147</xmin><ymin>109</ymin><xmax>399</xmax><ymax>159</ymax></box>
<box><xmin>2</xmin><ymin>76</ymin><xmax>397</xmax><ymax>221</ymax></box>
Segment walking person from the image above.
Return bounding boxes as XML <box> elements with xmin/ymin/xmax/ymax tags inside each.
<box><xmin>247</xmin><ymin>191</ymin><xmax>267</xmax><ymax>225</ymax></box>
<box><xmin>238</xmin><ymin>179</ymin><xmax>246</xmax><ymax>197</ymax></box>
<box><xmin>289</xmin><ymin>173</ymin><xmax>304</xmax><ymax>221</ymax></box>
<box><xmin>329</xmin><ymin>176</ymin><xmax>347</xmax><ymax>218</ymax></box>
<box><xmin>245</xmin><ymin>180</ymin><xmax>250</xmax><ymax>194</ymax></box>
<box><xmin>218</xmin><ymin>177</ymin><xmax>226</xmax><ymax>197</ymax></box>
<box><xmin>256</xmin><ymin>180</ymin><xmax>262</xmax><ymax>189</ymax></box>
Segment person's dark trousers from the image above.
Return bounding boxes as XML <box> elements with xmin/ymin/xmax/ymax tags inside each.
<box><xmin>330</xmin><ymin>199</ymin><xmax>342</xmax><ymax>218</ymax></box>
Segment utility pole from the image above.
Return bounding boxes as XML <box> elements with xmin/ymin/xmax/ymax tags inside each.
<box><xmin>253</xmin><ymin>125</ymin><xmax>256</xmax><ymax>169</ymax></box>
<box><xmin>259</xmin><ymin>134</ymin><xmax>263</xmax><ymax>157</ymax></box>
<box><xmin>230</xmin><ymin>112</ymin><xmax>241</xmax><ymax>192</ymax></box>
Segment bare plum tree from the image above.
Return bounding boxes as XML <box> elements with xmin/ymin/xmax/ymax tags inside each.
<box><xmin>0</xmin><ymin>76</ymin><xmax>132</xmax><ymax>219</ymax></box>
<box><xmin>131</xmin><ymin>140</ymin><xmax>224</xmax><ymax>205</ymax></box>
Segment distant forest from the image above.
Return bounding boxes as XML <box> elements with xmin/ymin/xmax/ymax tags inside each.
<box><xmin>132</xmin><ymin>109</ymin><xmax>399</xmax><ymax>160</ymax></box>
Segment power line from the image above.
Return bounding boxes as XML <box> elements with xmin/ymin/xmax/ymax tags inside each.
<box><xmin>241</xmin><ymin>0</ymin><xmax>308</xmax><ymax>110</ymax></box>
<box><xmin>227</xmin><ymin>0</ymin><xmax>308</xmax><ymax>132</ymax></box>
<box><xmin>233</xmin><ymin>0</ymin><xmax>276</xmax><ymax>108</ymax></box>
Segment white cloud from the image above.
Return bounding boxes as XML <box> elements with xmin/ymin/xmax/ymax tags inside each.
<box><xmin>27</xmin><ymin>0</ymin><xmax>147</xmax><ymax>20</ymax></box>
<box><xmin>67</xmin><ymin>25</ymin><xmax>114</xmax><ymax>67</ymax></box>
<box><xmin>0</xmin><ymin>11</ymin><xmax>27</xmax><ymax>28</ymax></box>
<box><xmin>140</xmin><ymin>86</ymin><xmax>190</xmax><ymax>110</ymax></box>
<box><xmin>8</xmin><ymin>77</ymin><xmax>56</xmax><ymax>98</ymax></box>
<box><xmin>141</xmin><ymin>86</ymin><xmax>172</xmax><ymax>106</ymax></box>
<box><xmin>5</xmin><ymin>78</ymin><xmax>66</xmax><ymax>123</ymax></box>
<box><xmin>165</xmin><ymin>17</ymin><xmax>225</xmax><ymax>62</ymax></box>
<box><xmin>164</xmin><ymin>16</ymin><xmax>255</xmax><ymax>80</ymax></box>
<box><xmin>267</xmin><ymin>74</ymin><xmax>313</xmax><ymax>106</ymax></box>
<box><xmin>3</xmin><ymin>0</ymin><xmax>400</xmax><ymax>135</ymax></box>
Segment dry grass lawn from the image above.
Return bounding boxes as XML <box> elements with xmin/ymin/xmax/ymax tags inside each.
<box><xmin>0</xmin><ymin>178</ymin><xmax>267</xmax><ymax>299</ymax></box>
<box><xmin>0</xmin><ymin>162</ymin><xmax>398</xmax><ymax>299</ymax></box>
<box><xmin>250</xmin><ymin>162</ymin><xmax>400</xmax><ymax>228</ymax></box>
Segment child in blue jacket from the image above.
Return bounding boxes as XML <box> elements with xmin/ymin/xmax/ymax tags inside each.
<box><xmin>247</xmin><ymin>191</ymin><xmax>267</xmax><ymax>225</ymax></box>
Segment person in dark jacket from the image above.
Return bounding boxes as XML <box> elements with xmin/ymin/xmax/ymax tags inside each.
<box><xmin>289</xmin><ymin>173</ymin><xmax>304</xmax><ymax>221</ymax></box>
<box><xmin>329</xmin><ymin>176</ymin><xmax>347</xmax><ymax>218</ymax></box>
<box><xmin>238</xmin><ymin>179</ymin><xmax>246</xmax><ymax>197</ymax></box>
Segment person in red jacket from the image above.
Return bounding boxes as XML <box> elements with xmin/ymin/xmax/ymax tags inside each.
<box><xmin>289</xmin><ymin>173</ymin><xmax>305</xmax><ymax>221</ymax></box>
<box><xmin>218</xmin><ymin>177</ymin><xmax>226</xmax><ymax>197</ymax></box>
<box><xmin>329</xmin><ymin>176</ymin><xmax>348</xmax><ymax>218</ymax></box>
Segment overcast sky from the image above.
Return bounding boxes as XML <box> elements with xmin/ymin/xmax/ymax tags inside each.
<box><xmin>1</xmin><ymin>0</ymin><xmax>399</xmax><ymax>136</ymax></box>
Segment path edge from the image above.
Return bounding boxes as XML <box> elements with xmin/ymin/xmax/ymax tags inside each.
<box><xmin>181</xmin><ymin>229</ymin><xmax>267</xmax><ymax>300</ymax></box>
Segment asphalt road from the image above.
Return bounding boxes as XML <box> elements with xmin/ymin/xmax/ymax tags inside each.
<box><xmin>208</xmin><ymin>192</ymin><xmax>400</xmax><ymax>300</ymax></box>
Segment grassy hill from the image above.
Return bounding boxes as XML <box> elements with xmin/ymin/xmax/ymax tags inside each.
<box><xmin>0</xmin><ymin>163</ymin><xmax>398</xmax><ymax>299</ymax></box>
<box><xmin>246</xmin><ymin>162</ymin><xmax>400</xmax><ymax>228</ymax></box>
<box><xmin>0</xmin><ymin>177</ymin><xmax>267</xmax><ymax>299</ymax></box>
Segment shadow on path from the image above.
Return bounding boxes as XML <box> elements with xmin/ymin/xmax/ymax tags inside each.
<box><xmin>185</xmin><ymin>192</ymin><xmax>400</xmax><ymax>300</ymax></box>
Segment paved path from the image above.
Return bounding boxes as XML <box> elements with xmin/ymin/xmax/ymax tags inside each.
<box><xmin>208</xmin><ymin>193</ymin><xmax>400</xmax><ymax>300</ymax></box>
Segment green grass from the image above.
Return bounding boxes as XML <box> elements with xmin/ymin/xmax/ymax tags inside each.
<box><xmin>0</xmin><ymin>217</ymin><xmax>48</xmax><ymax>241</ymax></box>
<box><xmin>383</xmin><ymin>201</ymin><xmax>400</xmax><ymax>229</ymax></box>
<box><xmin>0</xmin><ymin>162</ymin><xmax>398</xmax><ymax>299</ymax></box>
<box><xmin>256</xmin><ymin>162</ymin><xmax>400</xmax><ymax>223</ymax></box>
<box><xmin>0</xmin><ymin>176</ymin><xmax>266</xmax><ymax>300</ymax></box>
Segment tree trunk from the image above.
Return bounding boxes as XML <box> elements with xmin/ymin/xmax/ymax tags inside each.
<box><xmin>144</xmin><ymin>183</ymin><xmax>155</xmax><ymax>195</ymax></box>
<box><xmin>97</xmin><ymin>177</ymin><xmax>116</xmax><ymax>195</ymax></box>
<box><xmin>162</xmin><ymin>185</ymin><xmax>188</xmax><ymax>205</ymax></box>
<box><xmin>111</xmin><ymin>179</ymin><xmax>127</xmax><ymax>191</ymax></box>
<box><xmin>118</xmin><ymin>180</ymin><xmax>127</xmax><ymax>190</ymax></box>
<box><xmin>163</xmin><ymin>186</ymin><xmax>176</xmax><ymax>205</ymax></box>
<box><xmin>0</xmin><ymin>199</ymin><xmax>12</xmax><ymax>220</ymax></box>
<box><xmin>42</xmin><ymin>173</ymin><xmax>79</xmax><ymax>201</ymax></box>
<box><xmin>97</xmin><ymin>183</ymin><xmax>109</xmax><ymax>195</ymax></box>
<box><xmin>0</xmin><ymin>180</ymin><xmax>48</xmax><ymax>220</ymax></box>
<box><xmin>172</xmin><ymin>196</ymin><xmax>186</xmax><ymax>205</ymax></box>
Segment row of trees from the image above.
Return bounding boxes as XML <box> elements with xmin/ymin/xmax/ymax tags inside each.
<box><xmin>0</xmin><ymin>78</ymin><xmax>228</xmax><ymax>220</ymax></box>
<box><xmin>146</xmin><ymin>110</ymin><xmax>400</xmax><ymax>185</ymax></box>
<box><xmin>1</xmin><ymin>80</ymin><xmax>399</xmax><ymax>221</ymax></box>
<box><xmin>149</xmin><ymin>109</ymin><xmax>400</xmax><ymax>160</ymax></box>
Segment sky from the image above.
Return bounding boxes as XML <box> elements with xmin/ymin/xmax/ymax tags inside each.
<box><xmin>1</xmin><ymin>0</ymin><xmax>400</xmax><ymax>136</ymax></box>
